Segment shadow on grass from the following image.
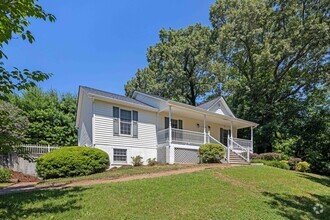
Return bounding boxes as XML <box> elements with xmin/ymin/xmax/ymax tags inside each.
<box><xmin>298</xmin><ymin>173</ymin><xmax>330</xmax><ymax>187</ymax></box>
<box><xmin>0</xmin><ymin>187</ymin><xmax>87</xmax><ymax>219</ymax></box>
<box><xmin>263</xmin><ymin>192</ymin><xmax>329</xmax><ymax>219</ymax></box>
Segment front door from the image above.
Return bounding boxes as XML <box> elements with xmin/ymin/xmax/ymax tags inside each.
<box><xmin>165</xmin><ymin>117</ymin><xmax>183</xmax><ymax>142</ymax></box>
<box><xmin>220</xmin><ymin>128</ymin><xmax>229</xmax><ymax>146</ymax></box>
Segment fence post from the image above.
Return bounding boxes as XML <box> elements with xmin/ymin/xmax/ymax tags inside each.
<box><xmin>48</xmin><ymin>144</ymin><xmax>50</xmax><ymax>153</ymax></box>
<box><xmin>247</xmin><ymin>148</ymin><xmax>250</xmax><ymax>163</ymax></box>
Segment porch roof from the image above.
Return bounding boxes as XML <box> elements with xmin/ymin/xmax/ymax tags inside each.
<box><xmin>165</xmin><ymin>100</ymin><xmax>258</xmax><ymax>129</ymax></box>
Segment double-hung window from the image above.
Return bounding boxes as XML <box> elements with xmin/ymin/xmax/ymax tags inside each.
<box><xmin>113</xmin><ymin>106</ymin><xmax>138</xmax><ymax>137</ymax></box>
<box><xmin>120</xmin><ymin>109</ymin><xmax>132</xmax><ymax>135</ymax></box>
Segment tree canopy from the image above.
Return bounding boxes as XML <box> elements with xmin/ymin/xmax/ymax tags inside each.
<box><xmin>0</xmin><ymin>101</ymin><xmax>29</xmax><ymax>154</ymax></box>
<box><xmin>125</xmin><ymin>24</ymin><xmax>217</xmax><ymax>106</ymax></box>
<box><xmin>209</xmin><ymin>0</ymin><xmax>329</xmax><ymax>152</ymax></box>
<box><xmin>10</xmin><ymin>88</ymin><xmax>78</xmax><ymax>146</ymax></box>
<box><xmin>0</xmin><ymin>0</ymin><xmax>55</xmax><ymax>100</ymax></box>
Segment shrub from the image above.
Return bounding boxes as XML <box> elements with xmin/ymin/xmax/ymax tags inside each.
<box><xmin>198</xmin><ymin>143</ymin><xmax>225</xmax><ymax>163</ymax></box>
<box><xmin>131</xmin><ymin>155</ymin><xmax>143</xmax><ymax>166</ymax></box>
<box><xmin>250</xmin><ymin>153</ymin><xmax>260</xmax><ymax>160</ymax></box>
<box><xmin>250</xmin><ymin>159</ymin><xmax>265</xmax><ymax>163</ymax></box>
<box><xmin>259</xmin><ymin>153</ymin><xmax>282</xmax><ymax>161</ymax></box>
<box><xmin>251</xmin><ymin>152</ymin><xmax>282</xmax><ymax>161</ymax></box>
<box><xmin>296</xmin><ymin>161</ymin><xmax>310</xmax><ymax>172</ymax></box>
<box><xmin>147</xmin><ymin>158</ymin><xmax>159</xmax><ymax>166</ymax></box>
<box><xmin>36</xmin><ymin>146</ymin><xmax>109</xmax><ymax>179</ymax></box>
<box><xmin>266</xmin><ymin>161</ymin><xmax>290</xmax><ymax>170</ymax></box>
<box><xmin>0</xmin><ymin>168</ymin><xmax>11</xmax><ymax>182</ymax></box>
<box><xmin>288</xmin><ymin>158</ymin><xmax>302</xmax><ymax>170</ymax></box>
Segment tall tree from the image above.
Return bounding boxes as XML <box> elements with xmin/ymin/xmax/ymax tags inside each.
<box><xmin>0</xmin><ymin>0</ymin><xmax>55</xmax><ymax>100</ymax></box>
<box><xmin>209</xmin><ymin>0</ymin><xmax>329</xmax><ymax>152</ymax></box>
<box><xmin>125</xmin><ymin>24</ymin><xmax>217</xmax><ymax>106</ymax></box>
<box><xmin>0</xmin><ymin>101</ymin><xmax>29</xmax><ymax>154</ymax></box>
<box><xmin>10</xmin><ymin>88</ymin><xmax>78</xmax><ymax>146</ymax></box>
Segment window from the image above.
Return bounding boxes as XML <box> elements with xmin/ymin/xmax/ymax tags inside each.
<box><xmin>120</xmin><ymin>109</ymin><xmax>132</xmax><ymax>135</ymax></box>
<box><xmin>113</xmin><ymin>149</ymin><xmax>127</xmax><ymax>163</ymax></box>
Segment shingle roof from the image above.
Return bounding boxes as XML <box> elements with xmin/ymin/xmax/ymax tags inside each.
<box><xmin>134</xmin><ymin>91</ymin><xmax>169</xmax><ymax>101</ymax></box>
<box><xmin>197</xmin><ymin>97</ymin><xmax>220</xmax><ymax>110</ymax></box>
<box><xmin>80</xmin><ymin>86</ymin><xmax>156</xmax><ymax>109</ymax></box>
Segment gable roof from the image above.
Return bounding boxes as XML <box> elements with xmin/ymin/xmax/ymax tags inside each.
<box><xmin>79</xmin><ymin>86</ymin><xmax>156</xmax><ymax>109</ymax></box>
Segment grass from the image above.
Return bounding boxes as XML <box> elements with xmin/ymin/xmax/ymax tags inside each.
<box><xmin>39</xmin><ymin>164</ymin><xmax>202</xmax><ymax>185</ymax></box>
<box><xmin>1</xmin><ymin>166</ymin><xmax>329</xmax><ymax>219</ymax></box>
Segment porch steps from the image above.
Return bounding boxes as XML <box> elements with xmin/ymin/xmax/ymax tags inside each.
<box><xmin>229</xmin><ymin>151</ymin><xmax>249</xmax><ymax>164</ymax></box>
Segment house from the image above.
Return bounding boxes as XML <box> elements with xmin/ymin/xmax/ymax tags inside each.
<box><xmin>75</xmin><ymin>86</ymin><xmax>258</xmax><ymax>166</ymax></box>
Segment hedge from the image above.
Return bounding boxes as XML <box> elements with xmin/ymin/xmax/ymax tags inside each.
<box><xmin>36</xmin><ymin>146</ymin><xmax>109</xmax><ymax>179</ymax></box>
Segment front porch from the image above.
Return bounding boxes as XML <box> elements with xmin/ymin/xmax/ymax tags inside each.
<box><xmin>155</xmin><ymin>104</ymin><xmax>256</xmax><ymax>165</ymax></box>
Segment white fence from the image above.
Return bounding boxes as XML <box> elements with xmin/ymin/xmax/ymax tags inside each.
<box><xmin>14</xmin><ymin>144</ymin><xmax>60</xmax><ymax>157</ymax></box>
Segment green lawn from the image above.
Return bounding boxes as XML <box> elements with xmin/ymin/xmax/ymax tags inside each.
<box><xmin>1</xmin><ymin>166</ymin><xmax>329</xmax><ymax>219</ymax></box>
<box><xmin>39</xmin><ymin>164</ymin><xmax>201</xmax><ymax>185</ymax></box>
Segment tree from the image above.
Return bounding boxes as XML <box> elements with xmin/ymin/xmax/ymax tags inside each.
<box><xmin>0</xmin><ymin>0</ymin><xmax>55</xmax><ymax>100</ymax></box>
<box><xmin>209</xmin><ymin>0</ymin><xmax>329</xmax><ymax>152</ymax></box>
<box><xmin>10</xmin><ymin>88</ymin><xmax>78</xmax><ymax>146</ymax></box>
<box><xmin>0</xmin><ymin>101</ymin><xmax>29</xmax><ymax>154</ymax></box>
<box><xmin>125</xmin><ymin>24</ymin><xmax>217</xmax><ymax>106</ymax></box>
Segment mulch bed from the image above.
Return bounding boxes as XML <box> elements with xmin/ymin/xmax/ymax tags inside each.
<box><xmin>10</xmin><ymin>171</ymin><xmax>39</xmax><ymax>182</ymax></box>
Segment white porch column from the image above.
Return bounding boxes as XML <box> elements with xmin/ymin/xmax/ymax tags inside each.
<box><xmin>230</xmin><ymin>121</ymin><xmax>233</xmax><ymax>150</ymax></box>
<box><xmin>169</xmin><ymin>105</ymin><xmax>172</xmax><ymax>144</ymax></box>
<box><xmin>168</xmin><ymin>105</ymin><xmax>175</xmax><ymax>164</ymax></box>
<box><xmin>203</xmin><ymin>114</ymin><xmax>206</xmax><ymax>144</ymax></box>
<box><xmin>250</xmin><ymin>126</ymin><xmax>253</xmax><ymax>153</ymax></box>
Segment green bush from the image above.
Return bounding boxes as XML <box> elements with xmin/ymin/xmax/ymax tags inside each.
<box><xmin>0</xmin><ymin>168</ymin><xmax>11</xmax><ymax>182</ymax></box>
<box><xmin>198</xmin><ymin>143</ymin><xmax>225</xmax><ymax>163</ymax></box>
<box><xmin>253</xmin><ymin>152</ymin><xmax>282</xmax><ymax>161</ymax></box>
<box><xmin>250</xmin><ymin>160</ymin><xmax>289</xmax><ymax>170</ymax></box>
<box><xmin>250</xmin><ymin>159</ymin><xmax>266</xmax><ymax>163</ymax></box>
<box><xmin>288</xmin><ymin>158</ymin><xmax>302</xmax><ymax>170</ymax></box>
<box><xmin>131</xmin><ymin>155</ymin><xmax>143</xmax><ymax>166</ymax></box>
<box><xmin>266</xmin><ymin>161</ymin><xmax>290</xmax><ymax>170</ymax></box>
<box><xmin>36</xmin><ymin>146</ymin><xmax>109</xmax><ymax>179</ymax></box>
<box><xmin>147</xmin><ymin>158</ymin><xmax>159</xmax><ymax>166</ymax></box>
<box><xmin>296</xmin><ymin>161</ymin><xmax>310</xmax><ymax>172</ymax></box>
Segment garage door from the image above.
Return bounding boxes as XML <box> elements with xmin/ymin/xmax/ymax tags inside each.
<box><xmin>174</xmin><ymin>148</ymin><xmax>199</xmax><ymax>164</ymax></box>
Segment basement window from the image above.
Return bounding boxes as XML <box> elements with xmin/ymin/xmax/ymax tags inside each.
<box><xmin>113</xmin><ymin>149</ymin><xmax>127</xmax><ymax>163</ymax></box>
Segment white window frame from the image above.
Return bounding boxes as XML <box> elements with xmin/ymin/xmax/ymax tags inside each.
<box><xmin>113</xmin><ymin>148</ymin><xmax>128</xmax><ymax>164</ymax></box>
<box><xmin>119</xmin><ymin>108</ymin><xmax>133</xmax><ymax>137</ymax></box>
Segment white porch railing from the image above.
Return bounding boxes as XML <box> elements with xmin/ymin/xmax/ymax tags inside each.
<box><xmin>233</xmin><ymin>137</ymin><xmax>253</xmax><ymax>152</ymax></box>
<box><xmin>157</xmin><ymin>128</ymin><xmax>205</xmax><ymax>146</ymax></box>
<box><xmin>14</xmin><ymin>144</ymin><xmax>60</xmax><ymax>157</ymax></box>
<box><xmin>156</xmin><ymin>128</ymin><xmax>251</xmax><ymax>163</ymax></box>
<box><xmin>228</xmin><ymin>138</ymin><xmax>250</xmax><ymax>162</ymax></box>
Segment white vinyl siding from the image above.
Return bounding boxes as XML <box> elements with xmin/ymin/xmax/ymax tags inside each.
<box><xmin>78</xmin><ymin>92</ymin><xmax>93</xmax><ymax>146</ymax></box>
<box><xmin>94</xmin><ymin>100</ymin><xmax>157</xmax><ymax>148</ymax></box>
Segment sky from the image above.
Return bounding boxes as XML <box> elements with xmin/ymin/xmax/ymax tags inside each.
<box><xmin>4</xmin><ymin>0</ymin><xmax>214</xmax><ymax>96</ymax></box>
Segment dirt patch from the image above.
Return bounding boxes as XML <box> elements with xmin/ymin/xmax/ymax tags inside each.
<box><xmin>10</xmin><ymin>171</ymin><xmax>39</xmax><ymax>182</ymax></box>
<box><xmin>67</xmin><ymin>164</ymin><xmax>236</xmax><ymax>187</ymax></box>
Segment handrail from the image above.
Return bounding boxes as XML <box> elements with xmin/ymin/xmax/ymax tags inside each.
<box><xmin>232</xmin><ymin>137</ymin><xmax>252</xmax><ymax>151</ymax></box>
<box><xmin>229</xmin><ymin>139</ymin><xmax>249</xmax><ymax>162</ymax></box>
<box><xmin>208</xmin><ymin>135</ymin><xmax>227</xmax><ymax>149</ymax></box>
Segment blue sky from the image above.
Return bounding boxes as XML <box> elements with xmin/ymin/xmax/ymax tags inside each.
<box><xmin>4</xmin><ymin>0</ymin><xmax>214</xmax><ymax>95</ymax></box>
